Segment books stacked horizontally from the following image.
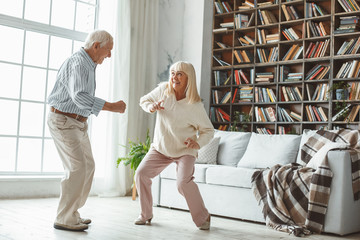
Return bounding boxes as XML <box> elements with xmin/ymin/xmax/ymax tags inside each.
<box><xmin>305</xmin><ymin>64</ymin><xmax>330</xmax><ymax>80</ymax></box>
<box><xmin>305</xmin><ymin>105</ymin><xmax>328</xmax><ymax>122</ymax></box>
<box><xmin>337</xmin><ymin>0</ymin><xmax>360</xmax><ymax>12</ymax></box>
<box><xmin>255</xmin><ymin>72</ymin><xmax>274</xmax><ymax>83</ymax></box>
<box><xmin>279</xmin><ymin>66</ymin><xmax>302</xmax><ymax>82</ymax></box>
<box><xmin>304</xmin><ymin>40</ymin><xmax>330</xmax><ymax>58</ymax></box>
<box><xmin>238</xmin><ymin>0</ymin><xmax>254</xmax><ymax>10</ymax></box>
<box><xmin>336</xmin><ymin>36</ymin><xmax>360</xmax><ymax>55</ymax></box>
<box><xmin>214</xmin><ymin>0</ymin><xmax>233</xmax><ymax>14</ymax></box>
<box><xmin>334</xmin><ymin>16</ymin><xmax>360</xmax><ymax>34</ymax></box>
<box><xmin>213</xmin><ymin>21</ymin><xmax>234</xmax><ymax>33</ymax></box>
<box><xmin>336</xmin><ymin>60</ymin><xmax>360</xmax><ymax>78</ymax></box>
<box><xmin>239</xmin><ymin>87</ymin><xmax>253</xmax><ymax>102</ymax></box>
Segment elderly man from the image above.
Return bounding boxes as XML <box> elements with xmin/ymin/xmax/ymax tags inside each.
<box><xmin>47</xmin><ymin>30</ymin><xmax>126</xmax><ymax>231</ymax></box>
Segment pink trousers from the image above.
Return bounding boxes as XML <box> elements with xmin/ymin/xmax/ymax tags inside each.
<box><xmin>135</xmin><ymin>148</ymin><xmax>209</xmax><ymax>227</ymax></box>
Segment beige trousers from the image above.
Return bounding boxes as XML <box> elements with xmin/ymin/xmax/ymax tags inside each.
<box><xmin>47</xmin><ymin>112</ymin><xmax>95</xmax><ymax>225</ymax></box>
<box><xmin>135</xmin><ymin>148</ymin><xmax>209</xmax><ymax>227</ymax></box>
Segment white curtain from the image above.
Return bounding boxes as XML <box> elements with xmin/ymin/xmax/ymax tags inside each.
<box><xmin>91</xmin><ymin>0</ymin><xmax>159</xmax><ymax>197</ymax></box>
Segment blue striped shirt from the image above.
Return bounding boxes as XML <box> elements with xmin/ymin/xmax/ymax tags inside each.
<box><xmin>47</xmin><ymin>48</ymin><xmax>105</xmax><ymax>117</ymax></box>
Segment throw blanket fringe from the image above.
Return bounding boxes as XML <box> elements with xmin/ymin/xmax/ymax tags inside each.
<box><xmin>252</xmin><ymin>129</ymin><xmax>360</xmax><ymax>236</ymax></box>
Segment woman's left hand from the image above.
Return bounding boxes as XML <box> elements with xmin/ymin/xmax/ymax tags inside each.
<box><xmin>184</xmin><ymin>138</ymin><xmax>200</xmax><ymax>149</ymax></box>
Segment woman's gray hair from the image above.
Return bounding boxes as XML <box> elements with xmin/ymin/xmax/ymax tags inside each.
<box><xmin>84</xmin><ymin>30</ymin><xmax>113</xmax><ymax>49</ymax></box>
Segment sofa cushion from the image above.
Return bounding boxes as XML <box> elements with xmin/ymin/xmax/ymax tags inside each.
<box><xmin>296</xmin><ymin>129</ymin><xmax>318</xmax><ymax>164</ymax></box>
<box><xmin>196</xmin><ymin>137</ymin><xmax>220</xmax><ymax>164</ymax></box>
<box><xmin>237</xmin><ymin>133</ymin><xmax>301</xmax><ymax>169</ymax></box>
<box><xmin>215</xmin><ymin>130</ymin><xmax>251</xmax><ymax>166</ymax></box>
<box><xmin>160</xmin><ymin>163</ymin><xmax>213</xmax><ymax>183</ymax></box>
<box><xmin>206</xmin><ymin>165</ymin><xmax>257</xmax><ymax>189</ymax></box>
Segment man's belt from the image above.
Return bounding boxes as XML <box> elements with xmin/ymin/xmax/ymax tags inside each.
<box><xmin>50</xmin><ymin>107</ymin><xmax>88</xmax><ymax>122</ymax></box>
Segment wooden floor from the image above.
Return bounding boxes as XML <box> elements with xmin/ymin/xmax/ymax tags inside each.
<box><xmin>0</xmin><ymin>197</ymin><xmax>360</xmax><ymax>240</ymax></box>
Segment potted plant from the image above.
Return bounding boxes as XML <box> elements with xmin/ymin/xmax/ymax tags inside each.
<box><xmin>329</xmin><ymin>81</ymin><xmax>350</xmax><ymax>100</ymax></box>
<box><xmin>230</xmin><ymin>111</ymin><xmax>250</xmax><ymax>132</ymax></box>
<box><xmin>117</xmin><ymin>129</ymin><xmax>151</xmax><ymax>200</ymax></box>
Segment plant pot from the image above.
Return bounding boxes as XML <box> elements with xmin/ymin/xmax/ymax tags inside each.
<box><xmin>336</xmin><ymin>89</ymin><xmax>349</xmax><ymax>100</ymax></box>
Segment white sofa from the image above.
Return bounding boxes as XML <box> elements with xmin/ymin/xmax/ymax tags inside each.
<box><xmin>151</xmin><ymin>130</ymin><xmax>360</xmax><ymax>236</ymax></box>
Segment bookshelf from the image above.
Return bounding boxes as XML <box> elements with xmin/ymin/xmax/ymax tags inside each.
<box><xmin>210</xmin><ymin>0</ymin><xmax>360</xmax><ymax>134</ymax></box>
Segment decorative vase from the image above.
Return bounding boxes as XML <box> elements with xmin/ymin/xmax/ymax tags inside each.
<box><xmin>336</xmin><ymin>89</ymin><xmax>348</xmax><ymax>100</ymax></box>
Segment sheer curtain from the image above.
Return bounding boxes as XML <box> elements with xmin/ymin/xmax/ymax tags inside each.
<box><xmin>91</xmin><ymin>0</ymin><xmax>159</xmax><ymax>197</ymax></box>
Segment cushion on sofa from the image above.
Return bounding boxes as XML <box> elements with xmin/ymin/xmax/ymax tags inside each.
<box><xmin>237</xmin><ymin>133</ymin><xmax>301</xmax><ymax>169</ymax></box>
<box><xmin>206</xmin><ymin>165</ymin><xmax>257</xmax><ymax>189</ymax></box>
<box><xmin>160</xmin><ymin>163</ymin><xmax>213</xmax><ymax>183</ymax></box>
<box><xmin>196</xmin><ymin>137</ymin><xmax>220</xmax><ymax>164</ymax></box>
<box><xmin>296</xmin><ymin>129</ymin><xmax>318</xmax><ymax>164</ymax></box>
<box><xmin>215</xmin><ymin>130</ymin><xmax>251</xmax><ymax>166</ymax></box>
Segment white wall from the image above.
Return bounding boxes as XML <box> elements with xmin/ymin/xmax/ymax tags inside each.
<box><xmin>157</xmin><ymin>0</ymin><xmax>213</xmax><ymax>111</ymax></box>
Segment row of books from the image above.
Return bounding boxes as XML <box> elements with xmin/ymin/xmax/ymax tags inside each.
<box><xmin>257</xmin><ymin>47</ymin><xmax>279</xmax><ymax>63</ymax></box>
<box><xmin>306</xmin><ymin>21</ymin><xmax>328</xmax><ymax>37</ymax></box>
<box><xmin>217</xmin><ymin>125</ymin><xmax>229</xmax><ymax>131</ymax></box>
<box><xmin>281</xmin><ymin>4</ymin><xmax>301</xmax><ymax>21</ymax></box>
<box><xmin>305</xmin><ymin>64</ymin><xmax>330</xmax><ymax>80</ymax></box>
<box><xmin>278</xmin><ymin>107</ymin><xmax>298</xmax><ymax>122</ymax></box>
<box><xmin>234</xmin><ymin>50</ymin><xmax>253</xmax><ymax>63</ymax></box>
<box><xmin>334</xmin><ymin>16</ymin><xmax>360</xmax><ymax>34</ymax></box>
<box><xmin>305</xmin><ymin>2</ymin><xmax>328</xmax><ymax>18</ymax></box>
<box><xmin>304</xmin><ymin>40</ymin><xmax>330</xmax><ymax>58</ymax></box>
<box><xmin>332</xmin><ymin>103</ymin><xmax>351</xmax><ymax>121</ymax></box>
<box><xmin>256</xmin><ymin>127</ymin><xmax>273</xmax><ymax>135</ymax></box>
<box><xmin>213</xmin><ymin>71</ymin><xmax>230</xmax><ymax>86</ymax></box>
<box><xmin>257</xmin><ymin>29</ymin><xmax>279</xmax><ymax>44</ymax></box>
<box><xmin>258</xmin><ymin>9</ymin><xmax>278</xmax><ymax>25</ymax></box>
<box><xmin>238</xmin><ymin>35</ymin><xmax>255</xmax><ymax>46</ymax></box>
<box><xmin>282</xmin><ymin>27</ymin><xmax>301</xmax><ymax>41</ymax></box>
<box><xmin>305</xmin><ymin>105</ymin><xmax>328</xmax><ymax>122</ymax></box>
<box><xmin>336</xmin><ymin>60</ymin><xmax>360</xmax><ymax>78</ymax></box>
<box><xmin>337</xmin><ymin>0</ymin><xmax>360</xmax><ymax>12</ymax></box>
<box><xmin>308</xmin><ymin>83</ymin><xmax>329</xmax><ymax>101</ymax></box>
<box><xmin>282</xmin><ymin>44</ymin><xmax>303</xmax><ymax>61</ymax></box>
<box><xmin>254</xmin><ymin>87</ymin><xmax>277</xmax><ymax>103</ymax></box>
<box><xmin>280</xmin><ymin>86</ymin><xmax>302</xmax><ymax>102</ymax></box>
<box><xmin>213</xmin><ymin>55</ymin><xmax>230</xmax><ymax>67</ymax></box>
<box><xmin>235</xmin><ymin>13</ymin><xmax>255</xmax><ymax>29</ymax></box>
<box><xmin>212</xmin><ymin>90</ymin><xmax>231</xmax><ymax>104</ymax></box>
<box><xmin>344</xmin><ymin>105</ymin><xmax>360</xmax><ymax>122</ymax></box>
<box><xmin>348</xmin><ymin>82</ymin><xmax>360</xmax><ymax>100</ymax></box>
<box><xmin>234</xmin><ymin>69</ymin><xmax>251</xmax><ymax>84</ymax></box>
<box><xmin>255</xmin><ymin>106</ymin><xmax>276</xmax><ymax>122</ymax></box>
<box><xmin>336</xmin><ymin>36</ymin><xmax>360</xmax><ymax>55</ymax></box>
<box><xmin>210</xmin><ymin>107</ymin><xmax>230</xmax><ymax>123</ymax></box>
<box><xmin>214</xmin><ymin>1</ymin><xmax>232</xmax><ymax>14</ymax></box>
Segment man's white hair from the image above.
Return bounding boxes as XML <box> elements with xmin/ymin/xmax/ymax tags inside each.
<box><xmin>84</xmin><ymin>30</ymin><xmax>113</xmax><ymax>49</ymax></box>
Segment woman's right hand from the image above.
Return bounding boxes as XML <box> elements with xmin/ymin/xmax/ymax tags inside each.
<box><xmin>150</xmin><ymin>100</ymin><xmax>164</xmax><ymax>113</ymax></box>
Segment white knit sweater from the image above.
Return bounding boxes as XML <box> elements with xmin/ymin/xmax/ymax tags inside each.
<box><xmin>139</xmin><ymin>82</ymin><xmax>214</xmax><ymax>158</ymax></box>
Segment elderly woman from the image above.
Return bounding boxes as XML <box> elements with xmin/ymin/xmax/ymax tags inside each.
<box><xmin>135</xmin><ymin>61</ymin><xmax>214</xmax><ymax>230</ymax></box>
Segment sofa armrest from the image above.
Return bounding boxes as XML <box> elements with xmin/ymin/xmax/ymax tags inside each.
<box><xmin>324</xmin><ymin>150</ymin><xmax>360</xmax><ymax>235</ymax></box>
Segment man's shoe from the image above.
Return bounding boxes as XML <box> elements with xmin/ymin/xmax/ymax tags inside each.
<box><xmin>53</xmin><ymin>222</ymin><xmax>88</xmax><ymax>231</ymax></box>
<box><xmin>80</xmin><ymin>218</ymin><xmax>92</xmax><ymax>224</ymax></box>
<box><xmin>199</xmin><ymin>215</ymin><xmax>211</xmax><ymax>230</ymax></box>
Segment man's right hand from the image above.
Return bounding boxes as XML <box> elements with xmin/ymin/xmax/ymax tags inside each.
<box><xmin>103</xmin><ymin>100</ymin><xmax>126</xmax><ymax>113</ymax></box>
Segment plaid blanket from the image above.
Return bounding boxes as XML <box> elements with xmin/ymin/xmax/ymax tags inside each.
<box><xmin>252</xmin><ymin>129</ymin><xmax>360</xmax><ymax>236</ymax></box>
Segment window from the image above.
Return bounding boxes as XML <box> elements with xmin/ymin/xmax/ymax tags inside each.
<box><xmin>0</xmin><ymin>0</ymin><xmax>98</xmax><ymax>174</ymax></box>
